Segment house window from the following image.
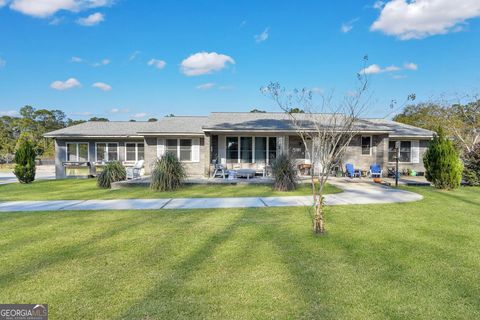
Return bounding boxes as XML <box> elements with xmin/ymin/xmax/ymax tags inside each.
<box><xmin>226</xmin><ymin>136</ymin><xmax>277</xmax><ymax>164</ymax></box>
<box><xmin>126</xmin><ymin>143</ymin><xmax>145</xmax><ymax>162</ymax></box>
<box><xmin>165</xmin><ymin>139</ymin><xmax>192</xmax><ymax>162</ymax></box>
<box><xmin>95</xmin><ymin>143</ymin><xmax>118</xmax><ymax>162</ymax></box>
<box><xmin>255</xmin><ymin>137</ymin><xmax>267</xmax><ymax>163</ymax></box>
<box><xmin>179</xmin><ymin>139</ymin><xmax>192</xmax><ymax>161</ymax></box>
<box><xmin>226</xmin><ymin>137</ymin><xmax>239</xmax><ymax>163</ymax></box>
<box><xmin>66</xmin><ymin>142</ymin><xmax>89</xmax><ymax>162</ymax></box>
<box><xmin>399</xmin><ymin>141</ymin><xmax>411</xmax><ymax>162</ymax></box>
<box><xmin>240</xmin><ymin>137</ymin><xmax>253</xmax><ymax>163</ymax></box>
<box><xmin>268</xmin><ymin>137</ymin><xmax>277</xmax><ymax>164</ymax></box>
<box><xmin>361</xmin><ymin>136</ymin><xmax>371</xmax><ymax>155</ymax></box>
<box><xmin>388</xmin><ymin>141</ymin><xmax>412</xmax><ymax>162</ymax></box>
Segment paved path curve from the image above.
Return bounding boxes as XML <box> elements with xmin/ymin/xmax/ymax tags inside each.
<box><xmin>0</xmin><ymin>182</ymin><xmax>422</xmax><ymax>212</ymax></box>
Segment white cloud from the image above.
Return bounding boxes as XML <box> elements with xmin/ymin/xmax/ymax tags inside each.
<box><xmin>0</xmin><ymin>0</ymin><xmax>6</xmax><ymax>7</ymax></box>
<box><xmin>218</xmin><ymin>85</ymin><xmax>234</xmax><ymax>91</ymax></box>
<box><xmin>341</xmin><ymin>18</ymin><xmax>359</xmax><ymax>33</ymax></box>
<box><xmin>0</xmin><ymin>57</ymin><xmax>6</xmax><ymax>68</ymax></box>
<box><xmin>404</xmin><ymin>62</ymin><xmax>418</xmax><ymax>70</ymax></box>
<box><xmin>0</xmin><ymin>110</ymin><xmax>18</xmax><ymax>116</ymax></box>
<box><xmin>180</xmin><ymin>51</ymin><xmax>235</xmax><ymax>76</ymax></box>
<box><xmin>93</xmin><ymin>58</ymin><xmax>110</xmax><ymax>66</ymax></box>
<box><xmin>50</xmin><ymin>78</ymin><xmax>81</xmax><ymax>90</ymax></box>
<box><xmin>92</xmin><ymin>82</ymin><xmax>111</xmax><ymax>91</ymax></box>
<box><xmin>373</xmin><ymin>1</ymin><xmax>385</xmax><ymax>9</ymax></box>
<box><xmin>70</xmin><ymin>56</ymin><xmax>83</xmax><ymax>63</ymax></box>
<box><xmin>360</xmin><ymin>62</ymin><xmax>418</xmax><ymax>75</ymax></box>
<box><xmin>196</xmin><ymin>83</ymin><xmax>215</xmax><ymax>90</ymax></box>
<box><xmin>129</xmin><ymin>50</ymin><xmax>140</xmax><ymax>61</ymax></box>
<box><xmin>77</xmin><ymin>12</ymin><xmax>104</xmax><ymax>26</ymax></box>
<box><xmin>131</xmin><ymin>112</ymin><xmax>147</xmax><ymax>118</ymax></box>
<box><xmin>109</xmin><ymin>108</ymin><xmax>129</xmax><ymax>114</ymax></box>
<box><xmin>9</xmin><ymin>0</ymin><xmax>113</xmax><ymax>18</ymax></box>
<box><xmin>371</xmin><ymin>0</ymin><xmax>480</xmax><ymax>40</ymax></box>
<box><xmin>49</xmin><ymin>16</ymin><xmax>64</xmax><ymax>25</ymax></box>
<box><xmin>254</xmin><ymin>27</ymin><xmax>269</xmax><ymax>43</ymax></box>
<box><xmin>310</xmin><ymin>87</ymin><xmax>324</xmax><ymax>94</ymax></box>
<box><xmin>147</xmin><ymin>59</ymin><xmax>166</xmax><ymax>70</ymax></box>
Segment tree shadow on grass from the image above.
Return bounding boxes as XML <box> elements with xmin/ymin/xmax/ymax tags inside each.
<box><xmin>0</xmin><ymin>212</ymin><xmax>157</xmax><ymax>291</ymax></box>
<box><xmin>118</xmin><ymin>210</ymin><xmax>247</xmax><ymax>319</ymax></box>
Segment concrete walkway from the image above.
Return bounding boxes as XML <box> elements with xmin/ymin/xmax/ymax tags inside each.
<box><xmin>0</xmin><ymin>181</ymin><xmax>423</xmax><ymax>212</ymax></box>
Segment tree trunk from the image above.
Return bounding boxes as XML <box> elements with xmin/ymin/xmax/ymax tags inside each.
<box><xmin>313</xmin><ymin>195</ymin><xmax>325</xmax><ymax>234</ymax></box>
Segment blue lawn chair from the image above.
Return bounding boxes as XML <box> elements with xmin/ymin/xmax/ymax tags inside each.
<box><xmin>345</xmin><ymin>163</ymin><xmax>360</xmax><ymax>178</ymax></box>
<box><xmin>369</xmin><ymin>164</ymin><xmax>383</xmax><ymax>178</ymax></box>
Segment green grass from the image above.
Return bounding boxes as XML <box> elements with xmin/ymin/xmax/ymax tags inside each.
<box><xmin>0</xmin><ymin>186</ymin><xmax>479</xmax><ymax>319</ymax></box>
<box><xmin>0</xmin><ymin>178</ymin><xmax>341</xmax><ymax>201</ymax></box>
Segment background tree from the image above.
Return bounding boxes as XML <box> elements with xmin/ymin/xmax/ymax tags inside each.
<box><xmin>462</xmin><ymin>143</ymin><xmax>480</xmax><ymax>186</ymax></box>
<box><xmin>88</xmin><ymin>117</ymin><xmax>109</xmax><ymax>122</ymax></box>
<box><xmin>148</xmin><ymin>118</ymin><xmax>158</xmax><ymax>122</ymax></box>
<box><xmin>250</xmin><ymin>108</ymin><xmax>266</xmax><ymax>113</ymax></box>
<box><xmin>423</xmin><ymin>129</ymin><xmax>463</xmax><ymax>189</ymax></box>
<box><xmin>262</xmin><ymin>71</ymin><xmax>369</xmax><ymax>234</ymax></box>
<box><xmin>13</xmin><ymin>138</ymin><xmax>37</xmax><ymax>183</ymax></box>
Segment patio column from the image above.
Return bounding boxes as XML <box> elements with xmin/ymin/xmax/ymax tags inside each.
<box><xmin>204</xmin><ymin>133</ymin><xmax>211</xmax><ymax>177</ymax></box>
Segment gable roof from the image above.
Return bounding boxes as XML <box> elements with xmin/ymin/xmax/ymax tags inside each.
<box><xmin>44</xmin><ymin>112</ymin><xmax>434</xmax><ymax>138</ymax></box>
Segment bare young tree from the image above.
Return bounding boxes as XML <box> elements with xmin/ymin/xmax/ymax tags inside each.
<box><xmin>262</xmin><ymin>73</ymin><xmax>369</xmax><ymax>234</ymax></box>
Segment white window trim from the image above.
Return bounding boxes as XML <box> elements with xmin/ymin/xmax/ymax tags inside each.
<box><xmin>388</xmin><ymin>140</ymin><xmax>414</xmax><ymax>163</ymax></box>
<box><xmin>361</xmin><ymin>135</ymin><xmax>372</xmax><ymax>156</ymax></box>
<box><xmin>124</xmin><ymin>142</ymin><xmax>145</xmax><ymax>162</ymax></box>
<box><xmin>165</xmin><ymin>138</ymin><xmax>194</xmax><ymax>162</ymax></box>
<box><xmin>94</xmin><ymin>142</ymin><xmax>119</xmax><ymax>162</ymax></box>
<box><xmin>65</xmin><ymin>142</ymin><xmax>90</xmax><ymax>162</ymax></box>
<box><xmin>226</xmin><ymin>136</ymin><xmax>276</xmax><ymax>164</ymax></box>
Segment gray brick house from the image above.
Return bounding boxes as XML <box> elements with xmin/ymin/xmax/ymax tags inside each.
<box><xmin>44</xmin><ymin>112</ymin><xmax>434</xmax><ymax>179</ymax></box>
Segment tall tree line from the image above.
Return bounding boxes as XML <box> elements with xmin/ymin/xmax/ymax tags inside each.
<box><xmin>0</xmin><ymin>106</ymin><xmax>86</xmax><ymax>162</ymax></box>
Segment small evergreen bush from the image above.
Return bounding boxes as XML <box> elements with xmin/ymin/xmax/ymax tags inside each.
<box><xmin>13</xmin><ymin>140</ymin><xmax>36</xmax><ymax>184</ymax></box>
<box><xmin>463</xmin><ymin>144</ymin><xmax>480</xmax><ymax>186</ymax></box>
<box><xmin>97</xmin><ymin>161</ymin><xmax>126</xmax><ymax>189</ymax></box>
<box><xmin>150</xmin><ymin>153</ymin><xmax>186</xmax><ymax>191</ymax></box>
<box><xmin>423</xmin><ymin>129</ymin><xmax>463</xmax><ymax>189</ymax></box>
<box><xmin>271</xmin><ymin>154</ymin><xmax>297</xmax><ymax>191</ymax></box>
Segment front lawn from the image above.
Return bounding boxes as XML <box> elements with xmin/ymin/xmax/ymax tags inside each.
<box><xmin>0</xmin><ymin>179</ymin><xmax>341</xmax><ymax>201</ymax></box>
<box><xmin>0</xmin><ymin>186</ymin><xmax>479</xmax><ymax>319</ymax></box>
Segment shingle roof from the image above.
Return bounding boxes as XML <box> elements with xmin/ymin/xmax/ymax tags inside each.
<box><xmin>44</xmin><ymin>113</ymin><xmax>434</xmax><ymax>138</ymax></box>
<box><xmin>44</xmin><ymin>121</ymin><xmax>153</xmax><ymax>137</ymax></box>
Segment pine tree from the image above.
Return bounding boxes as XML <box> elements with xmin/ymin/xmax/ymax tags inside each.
<box><xmin>424</xmin><ymin>129</ymin><xmax>463</xmax><ymax>189</ymax></box>
<box><xmin>13</xmin><ymin>140</ymin><xmax>36</xmax><ymax>184</ymax></box>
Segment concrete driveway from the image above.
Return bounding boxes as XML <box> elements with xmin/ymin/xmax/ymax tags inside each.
<box><xmin>0</xmin><ymin>165</ymin><xmax>56</xmax><ymax>185</ymax></box>
<box><xmin>0</xmin><ymin>180</ymin><xmax>423</xmax><ymax>212</ymax></box>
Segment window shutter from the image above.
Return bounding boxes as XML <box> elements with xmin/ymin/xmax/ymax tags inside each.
<box><xmin>411</xmin><ymin>140</ymin><xmax>420</xmax><ymax>163</ymax></box>
<box><xmin>192</xmin><ymin>138</ymin><xmax>200</xmax><ymax>162</ymax></box>
<box><xmin>157</xmin><ymin>138</ymin><xmax>165</xmax><ymax>158</ymax></box>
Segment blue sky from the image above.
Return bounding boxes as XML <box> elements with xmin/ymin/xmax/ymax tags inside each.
<box><xmin>1</xmin><ymin>0</ymin><xmax>480</xmax><ymax>120</ymax></box>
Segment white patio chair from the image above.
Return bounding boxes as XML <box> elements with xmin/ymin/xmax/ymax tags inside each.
<box><xmin>126</xmin><ymin>160</ymin><xmax>144</xmax><ymax>180</ymax></box>
<box><xmin>212</xmin><ymin>160</ymin><xmax>227</xmax><ymax>179</ymax></box>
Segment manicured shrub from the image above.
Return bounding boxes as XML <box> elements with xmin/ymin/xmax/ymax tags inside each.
<box><xmin>271</xmin><ymin>154</ymin><xmax>297</xmax><ymax>191</ymax></box>
<box><xmin>150</xmin><ymin>153</ymin><xmax>186</xmax><ymax>191</ymax></box>
<box><xmin>13</xmin><ymin>140</ymin><xmax>36</xmax><ymax>184</ymax></box>
<box><xmin>463</xmin><ymin>144</ymin><xmax>480</xmax><ymax>186</ymax></box>
<box><xmin>97</xmin><ymin>161</ymin><xmax>126</xmax><ymax>189</ymax></box>
<box><xmin>423</xmin><ymin>129</ymin><xmax>463</xmax><ymax>189</ymax></box>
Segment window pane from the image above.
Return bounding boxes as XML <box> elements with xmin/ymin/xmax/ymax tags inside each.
<box><xmin>388</xmin><ymin>141</ymin><xmax>396</xmax><ymax>162</ymax></box>
<box><xmin>126</xmin><ymin>143</ymin><xmax>136</xmax><ymax>161</ymax></box>
<box><xmin>361</xmin><ymin>136</ymin><xmax>371</xmax><ymax>155</ymax></box>
<box><xmin>67</xmin><ymin>143</ymin><xmax>77</xmax><ymax>162</ymax></box>
<box><xmin>268</xmin><ymin>137</ymin><xmax>277</xmax><ymax>164</ymax></box>
<box><xmin>137</xmin><ymin>143</ymin><xmax>145</xmax><ymax>161</ymax></box>
<box><xmin>400</xmin><ymin>141</ymin><xmax>411</xmax><ymax>162</ymax></box>
<box><xmin>255</xmin><ymin>137</ymin><xmax>266</xmax><ymax>163</ymax></box>
<box><xmin>180</xmin><ymin>139</ymin><xmax>192</xmax><ymax>161</ymax></box>
<box><xmin>166</xmin><ymin>139</ymin><xmax>178</xmax><ymax>156</ymax></box>
<box><xmin>78</xmin><ymin>143</ymin><xmax>88</xmax><ymax>162</ymax></box>
<box><xmin>240</xmin><ymin>137</ymin><xmax>252</xmax><ymax>163</ymax></box>
<box><xmin>226</xmin><ymin>137</ymin><xmax>238</xmax><ymax>163</ymax></box>
<box><xmin>108</xmin><ymin>143</ymin><xmax>118</xmax><ymax>161</ymax></box>
<box><xmin>96</xmin><ymin>143</ymin><xmax>106</xmax><ymax>162</ymax></box>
